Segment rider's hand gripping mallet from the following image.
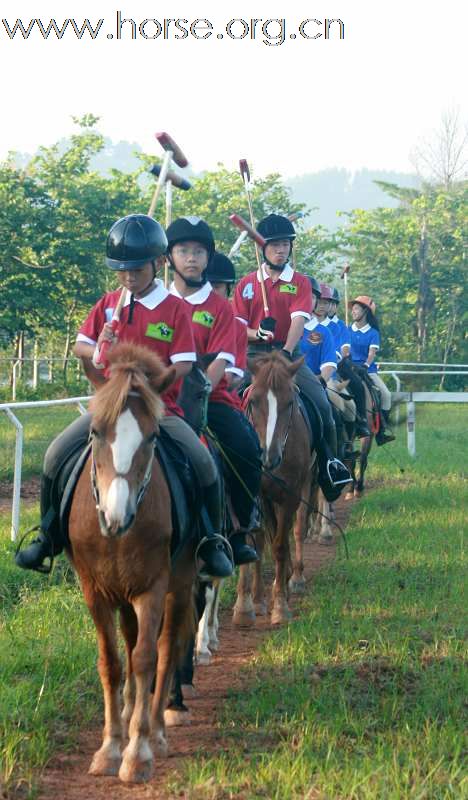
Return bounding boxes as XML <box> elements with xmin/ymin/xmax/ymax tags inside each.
<box><xmin>94</xmin><ymin>285</ymin><xmax>127</xmax><ymax>367</ymax></box>
<box><xmin>229</xmin><ymin>213</ymin><xmax>270</xmax><ymax>314</ymax></box>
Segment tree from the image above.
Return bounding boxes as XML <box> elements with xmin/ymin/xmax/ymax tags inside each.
<box><xmin>411</xmin><ymin>108</ymin><xmax>468</xmax><ymax>189</ymax></box>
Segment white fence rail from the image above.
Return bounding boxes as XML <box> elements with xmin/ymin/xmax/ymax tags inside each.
<box><xmin>390</xmin><ymin>391</ymin><xmax>468</xmax><ymax>457</ymax></box>
<box><xmin>0</xmin><ymin>397</ymin><xmax>90</xmax><ymax>541</ymax></box>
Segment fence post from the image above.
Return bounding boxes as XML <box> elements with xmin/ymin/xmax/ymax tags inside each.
<box><xmin>5</xmin><ymin>408</ymin><xmax>23</xmax><ymax>541</ymax></box>
<box><xmin>32</xmin><ymin>340</ymin><xmax>39</xmax><ymax>390</ymax></box>
<box><xmin>391</xmin><ymin>372</ymin><xmax>401</xmax><ymax>425</ymax></box>
<box><xmin>407</xmin><ymin>399</ymin><xmax>416</xmax><ymax>457</ymax></box>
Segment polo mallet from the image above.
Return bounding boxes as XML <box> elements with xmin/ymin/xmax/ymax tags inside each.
<box><xmin>341</xmin><ymin>262</ymin><xmax>350</xmax><ymax>325</ymax></box>
<box><xmin>239</xmin><ymin>159</ymin><xmax>262</xmax><ymax>272</ymax></box>
<box><xmin>229</xmin><ymin>213</ymin><xmax>270</xmax><ymax>314</ymax></box>
<box><xmin>94</xmin><ymin>285</ymin><xmax>127</xmax><ymax>367</ymax></box>
<box><xmin>228</xmin><ymin>230</ymin><xmax>248</xmax><ymax>259</ymax></box>
<box><xmin>148</xmin><ymin>132</ymin><xmax>190</xmax><ymax>286</ymax></box>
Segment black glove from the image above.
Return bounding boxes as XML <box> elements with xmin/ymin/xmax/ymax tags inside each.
<box><xmin>257</xmin><ymin>316</ymin><xmax>276</xmax><ymax>341</ymax></box>
<box><xmin>319</xmin><ymin>376</ymin><xmax>327</xmax><ymax>388</ymax></box>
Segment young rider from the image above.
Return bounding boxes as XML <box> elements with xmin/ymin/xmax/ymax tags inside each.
<box><xmin>166</xmin><ymin>217</ymin><xmax>261</xmax><ymax>565</ymax></box>
<box><xmin>205</xmin><ymin>251</ymin><xmax>247</xmax><ymax>389</ymax></box>
<box><xmin>16</xmin><ymin>214</ymin><xmax>233</xmax><ymax>578</ymax></box>
<box><xmin>341</xmin><ymin>295</ymin><xmax>395</xmax><ymax>444</ymax></box>
<box><xmin>232</xmin><ymin>213</ymin><xmax>351</xmax><ymax>499</ymax></box>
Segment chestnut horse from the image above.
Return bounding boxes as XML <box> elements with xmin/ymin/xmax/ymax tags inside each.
<box><xmin>67</xmin><ymin>343</ymin><xmax>197</xmax><ymax>783</ymax></box>
<box><xmin>233</xmin><ymin>352</ymin><xmax>315</xmax><ymax>626</ymax></box>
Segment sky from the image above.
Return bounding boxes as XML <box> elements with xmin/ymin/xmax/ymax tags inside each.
<box><xmin>0</xmin><ymin>0</ymin><xmax>466</xmax><ymax>178</ymax></box>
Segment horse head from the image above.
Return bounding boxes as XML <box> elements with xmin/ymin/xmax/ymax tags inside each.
<box><xmin>89</xmin><ymin>343</ymin><xmax>176</xmax><ymax>538</ymax></box>
<box><xmin>248</xmin><ymin>351</ymin><xmax>303</xmax><ymax>471</ymax></box>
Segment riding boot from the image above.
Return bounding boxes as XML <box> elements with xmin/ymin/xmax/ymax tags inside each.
<box><xmin>376</xmin><ymin>410</ymin><xmax>395</xmax><ymax>446</ymax></box>
<box><xmin>343</xmin><ymin>420</ymin><xmax>360</xmax><ymax>458</ymax></box>
<box><xmin>196</xmin><ymin>481</ymin><xmax>234</xmax><ymax>579</ymax></box>
<box><xmin>317</xmin><ymin>425</ymin><xmax>352</xmax><ymax>501</ymax></box>
<box><xmin>229</xmin><ymin>529</ymin><xmax>259</xmax><ymax>565</ymax></box>
<box><xmin>15</xmin><ymin>475</ymin><xmax>64</xmax><ymax>573</ymax></box>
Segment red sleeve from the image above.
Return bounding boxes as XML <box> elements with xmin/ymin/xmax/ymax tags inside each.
<box><xmin>290</xmin><ymin>276</ymin><xmax>313</xmax><ymax>316</ymax></box>
<box><xmin>207</xmin><ymin>299</ymin><xmax>236</xmax><ymax>363</ymax></box>
<box><xmin>168</xmin><ymin>299</ymin><xmax>197</xmax><ymax>362</ymax></box>
<box><xmin>232</xmin><ymin>277</ymin><xmax>250</xmax><ymax>324</ymax></box>
<box><xmin>77</xmin><ymin>295</ymin><xmax>110</xmax><ymax>343</ymax></box>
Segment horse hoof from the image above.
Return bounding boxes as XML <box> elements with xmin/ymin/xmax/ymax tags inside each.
<box><xmin>154</xmin><ymin>733</ymin><xmax>168</xmax><ymax>758</ymax></box>
<box><xmin>271</xmin><ymin>607</ymin><xmax>292</xmax><ymax>625</ymax></box>
<box><xmin>288</xmin><ymin>577</ymin><xmax>306</xmax><ymax>594</ymax></box>
<box><xmin>344</xmin><ymin>492</ymin><xmax>354</xmax><ymax>501</ymax></box>
<box><xmin>232</xmin><ymin>609</ymin><xmax>256</xmax><ymax>628</ymax></box>
<box><xmin>195</xmin><ymin>650</ymin><xmax>212</xmax><ymax>665</ymax></box>
<box><xmin>318</xmin><ymin>534</ymin><xmax>334</xmax><ymax>546</ymax></box>
<box><xmin>89</xmin><ymin>752</ymin><xmax>121</xmax><ymax>777</ymax></box>
<box><xmin>119</xmin><ymin>758</ymin><xmax>153</xmax><ymax>784</ymax></box>
<box><xmin>164</xmin><ymin>708</ymin><xmax>192</xmax><ymax>727</ymax></box>
<box><xmin>208</xmin><ymin>637</ymin><xmax>219</xmax><ymax>651</ymax></box>
<box><xmin>181</xmin><ymin>683</ymin><xmax>197</xmax><ymax>699</ymax></box>
<box><xmin>254</xmin><ymin>601</ymin><xmax>268</xmax><ymax>616</ymax></box>
<box><xmin>354</xmin><ymin>490</ymin><xmax>363</xmax><ymax>498</ymax></box>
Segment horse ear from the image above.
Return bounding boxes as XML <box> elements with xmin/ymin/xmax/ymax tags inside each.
<box><xmin>287</xmin><ymin>356</ymin><xmax>304</xmax><ymax>376</ymax></box>
<box><xmin>151</xmin><ymin>366</ymin><xmax>177</xmax><ymax>394</ymax></box>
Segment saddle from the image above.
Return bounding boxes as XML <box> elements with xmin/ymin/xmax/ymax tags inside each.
<box><xmin>57</xmin><ymin>429</ymin><xmax>199</xmax><ymax>563</ymax></box>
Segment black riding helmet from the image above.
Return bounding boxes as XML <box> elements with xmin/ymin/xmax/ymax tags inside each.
<box><xmin>166</xmin><ymin>216</ymin><xmax>216</xmax><ymax>288</ymax></box>
<box><xmin>106</xmin><ymin>214</ymin><xmax>168</xmax><ymax>270</ymax></box>
<box><xmin>257</xmin><ymin>214</ymin><xmax>296</xmax><ymax>270</ymax></box>
<box><xmin>331</xmin><ymin>287</ymin><xmax>340</xmax><ymax>303</ymax></box>
<box><xmin>205</xmin><ymin>252</ymin><xmax>236</xmax><ymax>284</ymax></box>
<box><xmin>307</xmin><ymin>275</ymin><xmax>321</xmax><ymax>298</ymax></box>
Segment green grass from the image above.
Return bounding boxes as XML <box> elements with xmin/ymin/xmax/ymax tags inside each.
<box><xmin>0</xmin><ymin>405</ymin><xmax>466</xmax><ymax>799</ymax></box>
<box><xmin>170</xmin><ymin>405</ymin><xmax>467</xmax><ymax>799</ymax></box>
<box><xmin>0</xmin><ymin>408</ymin><xmax>83</xmax><ymax>481</ymax></box>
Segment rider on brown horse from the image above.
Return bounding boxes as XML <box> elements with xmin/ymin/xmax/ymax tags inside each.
<box><xmin>166</xmin><ymin>218</ymin><xmax>261</xmax><ymax>565</ymax></box>
<box><xmin>16</xmin><ymin>214</ymin><xmax>234</xmax><ymax>578</ymax></box>
<box><xmin>232</xmin><ymin>213</ymin><xmax>351</xmax><ymax>501</ymax></box>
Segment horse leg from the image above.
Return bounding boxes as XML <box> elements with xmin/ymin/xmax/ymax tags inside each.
<box><xmin>252</xmin><ymin>520</ymin><xmax>267</xmax><ymax>616</ymax></box>
<box><xmin>355</xmin><ymin>437</ymin><xmax>370</xmax><ymax>497</ymax></box>
<box><xmin>233</xmin><ymin>563</ymin><xmax>256</xmax><ymax>627</ymax></box>
<box><xmin>152</xmin><ymin>585</ymin><xmax>194</xmax><ymax>760</ymax></box>
<box><xmin>119</xmin><ymin>585</ymin><xmax>166</xmax><ymax>784</ymax></box>
<box><xmin>289</xmin><ymin>476</ymin><xmax>310</xmax><ymax>594</ymax></box>
<box><xmin>208</xmin><ymin>579</ymin><xmax>222</xmax><ymax>652</ymax></box>
<box><xmin>271</xmin><ymin>503</ymin><xmax>294</xmax><ymax>625</ymax></box>
<box><xmin>119</xmin><ymin>604</ymin><xmax>138</xmax><ymax>738</ymax></box>
<box><xmin>196</xmin><ymin>584</ymin><xmax>214</xmax><ymax>664</ymax></box>
<box><xmin>86</xmin><ymin>592</ymin><xmax>123</xmax><ymax>777</ymax></box>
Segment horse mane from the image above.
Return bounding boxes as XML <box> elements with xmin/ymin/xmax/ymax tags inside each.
<box><xmin>253</xmin><ymin>351</ymin><xmax>297</xmax><ymax>391</ymax></box>
<box><xmin>90</xmin><ymin>343</ymin><xmax>168</xmax><ymax>427</ymax></box>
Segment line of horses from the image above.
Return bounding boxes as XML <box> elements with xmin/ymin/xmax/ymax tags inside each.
<box><xmin>65</xmin><ymin>343</ymin><xmax>375</xmax><ymax>783</ymax></box>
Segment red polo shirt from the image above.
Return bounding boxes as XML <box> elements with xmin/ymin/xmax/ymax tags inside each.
<box><xmin>77</xmin><ymin>282</ymin><xmax>196</xmax><ymax>416</ymax></box>
<box><xmin>233</xmin><ymin>263</ymin><xmax>312</xmax><ymax>344</ymax></box>
<box><xmin>170</xmin><ymin>282</ymin><xmax>241</xmax><ymax>409</ymax></box>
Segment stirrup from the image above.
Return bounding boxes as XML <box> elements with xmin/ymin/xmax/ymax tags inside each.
<box><xmin>14</xmin><ymin>525</ymin><xmax>55</xmax><ymax>575</ymax></box>
<box><xmin>195</xmin><ymin>533</ymin><xmax>234</xmax><ymax>576</ymax></box>
<box><xmin>326</xmin><ymin>459</ymin><xmax>352</xmax><ymax>486</ymax></box>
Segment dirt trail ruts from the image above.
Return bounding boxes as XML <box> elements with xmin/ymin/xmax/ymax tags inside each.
<box><xmin>37</xmin><ymin>497</ymin><xmax>355</xmax><ymax>800</ymax></box>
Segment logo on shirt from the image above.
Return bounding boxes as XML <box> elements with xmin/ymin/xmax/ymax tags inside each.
<box><xmin>192</xmin><ymin>310</ymin><xmax>214</xmax><ymax>328</ymax></box>
<box><xmin>145</xmin><ymin>322</ymin><xmax>174</xmax><ymax>342</ymax></box>
<box><xmin>308</xmin><ymin>332</ymin><xmax>322</xmax><ymax>345</ymax></box>
<box><xmin>242</xmin><ymin>282</ymin><xmax>254</xmax><ymax>300</ymax></box>
<box><xmin>280</xmin><ymin>283</ymin><xmax>298</xmax><ymax>295</ymax></box>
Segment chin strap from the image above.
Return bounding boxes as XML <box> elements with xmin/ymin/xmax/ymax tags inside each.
<box><xmin>168</xmin><ymin>255</ymin><xmax>207</xmax><ymax>289</ymax></box>
<box><xmin>262</xmin><ymin>241</ymin><xmax>293</xmax><ymax>270</ymax></box>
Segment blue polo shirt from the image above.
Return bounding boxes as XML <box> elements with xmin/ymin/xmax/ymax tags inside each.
<box><xmin>343</xmin><ymin>323</ymin><xmax>380</xmax><ymax>373</ymax></box>
<box><xmin>329</xmin><ymin>315</ymin><xmax>348</xmax><ymax>356</ymax></box>
<box><xmin>300</xmin><ymin>318</ymin><xmax>337</xmax><ymax>376</ymax></box>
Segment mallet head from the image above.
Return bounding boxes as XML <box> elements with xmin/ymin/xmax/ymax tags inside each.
<box><xmin>149</xmin><ymin>163</ymin><xmax>191</xmax><ymax>190</ymax></box>
<box><xmin>155</xmin><ymin>132</ymin><xmax>189</xmax><ymax>168</ymax></box>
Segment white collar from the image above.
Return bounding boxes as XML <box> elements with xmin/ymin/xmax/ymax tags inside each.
<box><xmin>352</xmin><ymin>322</ymin><xmax>371</xmax><ymax>333</ymax></box>
<box><xmin>331</xmin><ymin>314</ymin><xmax>339</xmax><ymax>323</ymax></box>
<box><xmin>257</xmin><ymin>262</ymin><xmax>294</xmax><ymax>283</ymax></box>
<box><xmin>304</xmin><ymin>317</ymin><xmax>319</xmax><ymax>331</ymax></box>
<box><xmin>169</xmin><ymin>280</ymin><xmax>213</xmax><ymax>305</ymax></box>
<box><xmin>122</xmin><ymin>280</ymin><xmax>168</xmax><ymax>310</ymax></box>
<box><xmin>317</xmin><ymin>315</ymin><xmax>331</xmax><ymax>327</ymax></box>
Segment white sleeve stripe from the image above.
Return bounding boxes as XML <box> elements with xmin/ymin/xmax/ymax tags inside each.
<box><xmin>235</xmin><ymin>316</ymin><xmax>248</xmax><ymax>326</ymax></box>
<box><xmin>76</xmin><ymin>333</ymin><xmax>97</xmax><ymax>346</ymax></box>
<box><xmin>369</xmin><ymin>345</ymin><xmax>379</xmax><ymax>350</ymax></box>
<box><xmin>170</xmin><ymin>352</ymin><xmax>197</xmax><ymax>363</ymax></box>
<box><xmin>291</xmin><ymin>311</ymin><xmax>311</xmax><ymax>320</ymax></box>
<box><xmin>216</xmin><ymin>351</ymin><xmax>236</xmax><ymax>365</ymax></box>
<box><xmin>226</xmin><ymin>367</ymin><xmax>244</xmax><ymax>377</ymax></box>
<box><xmin>341</xmin><ymin>342</ymin><xmax>351</xmax><ymax>348</ymax></box>
<box><xmin>321</xmin><ymin>361</ymin><xmax>337</xmax><ymax>369</ymax></box>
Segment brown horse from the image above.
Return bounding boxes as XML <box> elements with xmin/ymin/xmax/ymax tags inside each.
<box><xmin>67</xmin><ymin>343</ymin><xmax>197</xmax><ymax>783</ymax></box>
<box><xmin>233</xmin><ymin>352</ymin><xmax>314</xmax><ymax>626</ymax></box>
<box><xmin>344</xmin><ymin>381</ymin><xmax>376</xmax><ymax>499</ymax></box>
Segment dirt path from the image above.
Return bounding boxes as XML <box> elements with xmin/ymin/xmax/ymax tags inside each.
<box><xmin>37</xmin><ymin>497</ymin><xmax>354</xmax><ymax>800</ymax></box>
<box><xmin>0</xmin><ymin>477</ymin><xmax>40</xmax><ymax>514</ymax></box>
